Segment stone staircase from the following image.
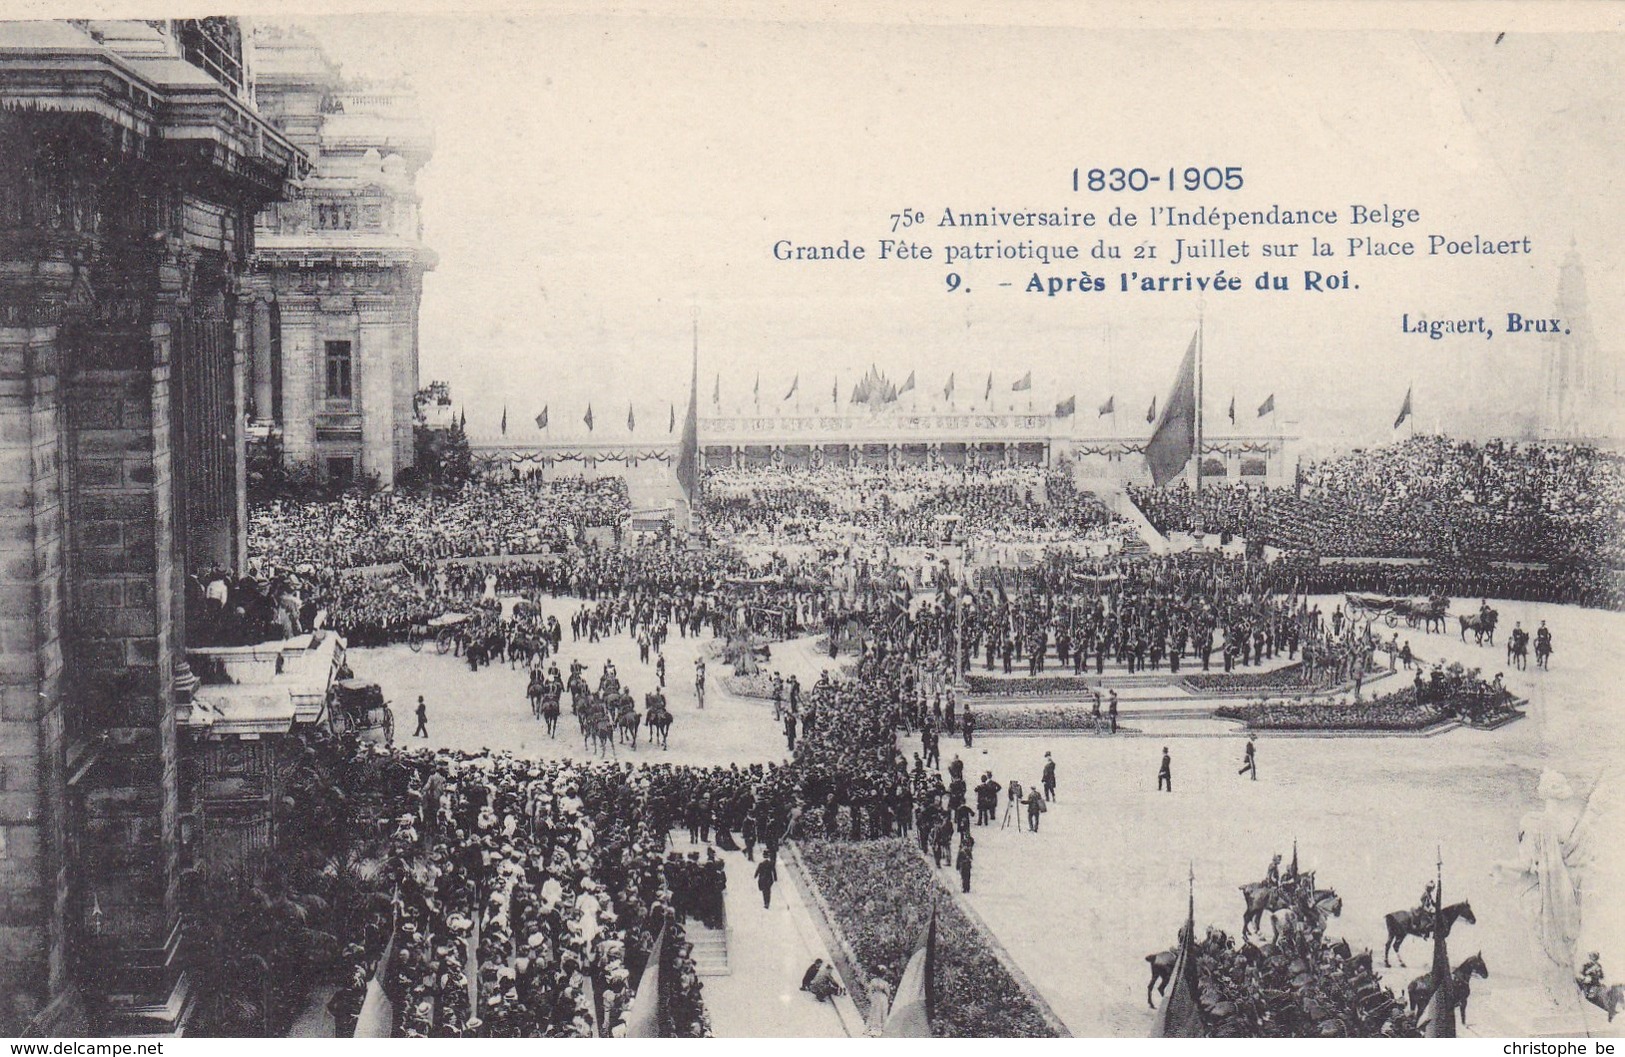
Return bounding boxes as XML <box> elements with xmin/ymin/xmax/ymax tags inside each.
<box><xmin>686</xmin><ymin>920</ymin><xmax>731</xmax><ymax>976</ymax></box>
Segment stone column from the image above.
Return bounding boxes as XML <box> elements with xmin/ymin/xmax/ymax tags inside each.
<box><xmin>250</xmin><ymin>297</ymin><xmax>273</xmax><ymax>423</ymax></box>
<box><xmin>0</xmin><ymin>259</ymin><xmax>77</xmax><ymax>1036</ymax></box>
<box><xmin>276</xmin><ymin>295</ymin><xmax>318</xmax><ymax>464</ymax></box>
<box><xmin>356</xmin><ymin>295</ymin><xmax>397</xmax><ymax>485</ymax></box>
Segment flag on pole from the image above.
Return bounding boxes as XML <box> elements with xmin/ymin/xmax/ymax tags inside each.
<box><xmin>984</xmin><ymin>373</ymin><xmax>993</xmax><ymax>401</ymax></box>
<box><xmin>353</xmin><ymin>930</ymin><xmax>398</xmax><ymax>1038</ymax></box>
<box><xmin>832</xmin><ymin>378</ymin><xmax>838</xmax><ymax>405</ymax></box>
<box><xmin>784</xmin><ymin>374</ymin><xmax>799</xmax><ymax>401</ymax></box>
<box><xmin>1011</xmin><ymin>371</ymin><xmax>1032</xmax><ymax>392</ymax></box>
<box><xmin>1228</xmin><ymin>395</ymin><xmax>1236</xmax><ymax>425</ymax></box>
<box><xmin>899</xmin><ymin>370</ymin><xmax>916</xmax><ymax>395</ymax></box>
<box><xmin>1257</xmin><ymin>393</ymin><xmax>1275</xmax><ymax>418</ymax></box>
<box><xmin>535</xmin><ymin>406</ymin><xmax>549</xmax><ymax>430</ymax></box>
<box><xmin>944</xmin><ymin>372</ymin><xmax>955</xmax><ymax>400</ymax></box>
<box><xmin>712</xmin><ymin>373</ymin><xmax>720</xmax><ymax>406</ymax></box>
<box><xmin>1419</xmin><ymin>857</ymin><xmax>1456</xmax><ymax>1037</ymax></box>
<box><xmin>669</xmin><ymin>402</ymin><xmax>675</xmax><ymax>433</ymax></box>
<box><xmin>1146</xmin><ymin>395</ymin><xmax>1157</xmax><ymax>423</ymax></box>
<box><xmin>1055</xmin><ymin>395</ymin><xmax>1076</xmax><ymax>417</ymax></box>
<box><xmin>882</xmin><ymin>909</ymin><xmax>936</xmax><ymax>1037</ymax></box>
<box><xmin>677</xmin><ymin>334</ymin><xmax>700</xmax><ymax>509</ymax></box>
<box><xmin>1151</xmin><ymin>869</ymin><xmax>1205</xmax><ymax>1037</ymax></box>
<box><xmin>628</xmin><ymin>404</ymin><xmax>636</xmax><ymax>432</ymax></box>
<box><xmin>500</xmin><ymin>405</ymin><xmax>507</xmax><ymax>435</ymax></box>
<box><xmin>1394</xmin><ymin>386</ymin><xmax>1414</xmax><ymax>429</ymax></box>
<box><xmin>584</xmin><ymin>405</ymin><xmax>594</xmax><ymax>431</ymax></box>
<box><xmin>1099</xmin><ymin>395</ymin><xmax>1115</xmax><ymax>416</ymax></box>
<box><xmin>753</xmin><ymin>372</ymin><xmax>760</xmax><ymax>405</ymax></box>
<box><xmin>624</xmin><ymin>923</ymin><xmax>667</xmax><ymax>1037</ymax></box>
<box><xmin>1145</xmin><ymin>332</ymin><xmax>1199</xmax><ymax>487</ymax></box>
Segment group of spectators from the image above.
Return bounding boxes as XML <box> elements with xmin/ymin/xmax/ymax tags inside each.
<box><xmin>700</xmin><ymin>464</ymin><xmax>1125</xmax><ymax>549</ymax></box>
<box><xmin>1128</xmin><ymin>437</ymin><xmax>1625</xmax><ymax>608</ymax></box>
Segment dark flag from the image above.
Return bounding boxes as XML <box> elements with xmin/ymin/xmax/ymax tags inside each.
<box><xmin>1055</xmin><ymin>395</ymin><xmax>1076</xmax><ymax>417</ymax></box>
<box><xmin>669</xmin><ymin>402</ymin><xmax>675</xmax><ymax>433</ymax></box>
<box><xmin>1145</xmin><ymin>395</ymin><xmax>1157</xmax><ymax>423</ymax></box>
<box><xmin>535</xmin><ymin>405</ymin><xmax>549</xmax><ymax>430</ymax></box>
<box><xmin>984</xmin><ymin>372</ymin><xmax>993</xmax><ymax>401</ymax></box>
<box><xmin>1151</xmin><ymin>877</ymin><xmax>1205</xmax><ymax>1037</ymax></box>
<box><xmin>625</xmin><ymin>923</ymin><xmax>668</xmax><ymax>1037</ymax></box>
<box><xmin>899</xmin><ymin>370</ymin><xmax>916</xmax><ymax>395</ymax></box>
<box><xmin>753</xmin><ymin>372</ymin><xmax>760</xmax><ymax>405</ymax></box>
<box><xmin>627</xmin><ymin>404</ymin><xmax>636</xmax><ymax>432</ymax></box>
<box><xmin>944</xmin><ymin>372</ymin><xmax>955</xmax><ymax>400</ymax></box>
<box><xmin>784</xmin><ymin>374</ymin><xmax>799</xmax><ymax>401</ymax></box>
<box><xmin>883</xmin><ymin>909</ymin><xmax>936</xmax><ymax>1037</ymax></box>
<box><xmin>677</xmin><ymin>337</ymin><xmax>700</xmax><ymax>509</ymax></box>
<box><xmin>1419</xmin><ymin>863</ymin><xmax>1456</xmax><ymax>1037</ymax></box>
<box><xmin>1257</xmin><ymin>393</ymin><xmax>1276</xmax><ymax>417</ymax></box>
<box><xmin>584</xmin><ymin>404</ymin><xmax>594</xmax><ymax>431</ymax></box>
<box><xmin>1394</xmin><ymin>385</ymin><xmax>1414</xmax><ymax>429</ymax></box>
<box><xmin>1012</xmin><ymin>371</ymin><xmax>1032</xmax><ymax>392</ymax></box>
<box><xmin>459</xmin><ymin>408</ymin><xmax>466</xmax><ymax>430</ymax></box>
<box><xmin>832</xmin><ymin>378</ymin><xmax>838</xmax><ymax>404</ymax></box>
<box><xmin>1145</xmin><ymin>332</ymin><xmax>1198</xmax><ymax>487</ymax></box>
<box><xmin>712</xmin><ymin>373</ymin><xmax>720</xmax><ymax>406</ymax></box>
<box><xmin>1227</xmin><ymin>395</ymin><xmax>1236</xmax><ymax>424</ymax></box>
<box><xmin>1098</xmin><ymin>395</ymin><xmax>1115</xmax><ymax>416</ymax></box>
<box><xmin>500</xmin><ymin>405</ymin><xmax>507</xmax><ymax>435</ymax></box>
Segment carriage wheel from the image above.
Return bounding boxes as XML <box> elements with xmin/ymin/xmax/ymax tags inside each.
<box><xmin>1387</xmin><ymin>614</ymin><xmax>1400</xmax><ymax>628</ymax></box>
<box><xmin>407</xmin><ymin>627</ymin><xmax>424</xmax><ymax>652</ymax></box>
<box><xmin>436</xmin><ymin>629</ymin><xmax>455</xmax><ymax>655</ymax></box>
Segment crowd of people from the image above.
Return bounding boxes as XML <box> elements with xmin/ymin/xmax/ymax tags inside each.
<box><xmin>700</xmin><ymin>463</ymin><xmax>1125</xmax><ymax>549</ymax></box>
<box><xmin>1128</xmin><ymin>437</ymin><xmax>1625</xmax><ymax>608</ymax></box>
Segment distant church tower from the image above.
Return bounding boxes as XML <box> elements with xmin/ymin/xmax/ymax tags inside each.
<box><xmin>1540</xmin><ymin>244</ymin><xmax>1611</xmax><ymax>440</ymax></box>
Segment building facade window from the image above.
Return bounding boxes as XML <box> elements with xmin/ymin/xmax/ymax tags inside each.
<box><xmin>325</xmin><ymin>339</ymin><xmax>353</xmax><ymax>400</ymax></box>
<box><xmin>326</xmin><ymin>455</ymin><xmax>355</xmax><ymax>485</ymax></box>
<box><xmin>316</xmin><ymin>202</ymin><xmax>356</xmax><ymax>230</ymax></box>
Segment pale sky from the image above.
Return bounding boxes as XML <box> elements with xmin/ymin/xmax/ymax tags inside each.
<box><xmin>279</xmin><ymin>12</ymin><xmax>1624</xmax><ymax>445</ymax></box>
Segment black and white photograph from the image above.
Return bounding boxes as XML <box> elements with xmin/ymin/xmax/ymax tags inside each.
<box><xmin>0</xmin><ymin>1</ymin><xmax>1621</xmax><ymax>1041</ymax></box>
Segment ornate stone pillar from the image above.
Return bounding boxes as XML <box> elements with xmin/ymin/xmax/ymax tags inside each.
<box><xmin>356</xmin><ymin>293</ymin><xmax>397</xmax><ymax>485</ymax></box>
<box><xmin>275</xmin><ymin>294</ymin><xmax>318</xmax><ymax>464</ymax></box>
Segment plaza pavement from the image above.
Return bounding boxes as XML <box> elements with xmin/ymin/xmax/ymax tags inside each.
<box><xmin>345</xmin><ymin>594</ymin><xmax>1623</xmax><ymax>1037</ymax></box>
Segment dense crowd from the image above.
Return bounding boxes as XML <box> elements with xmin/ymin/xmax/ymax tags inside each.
<box><xmin>701</xmin><ymin>464</ymin><xmax>1124</xmax><ymax>547</ymax></box>
<box><xmin>249</xmin><ymin>477</ymin><xmax>629</xmax><ymax>570</ymax></box>
<box><xmin>1129</xmin><ymin>437</ymin><xmax>1625</xmax><ymax>608</ymax></box>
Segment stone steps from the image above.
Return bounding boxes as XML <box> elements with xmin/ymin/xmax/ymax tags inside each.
<box><xmin>686</xmin><ymin>922</ymin><xmax>731</xmax><ymax>976</ymax></box>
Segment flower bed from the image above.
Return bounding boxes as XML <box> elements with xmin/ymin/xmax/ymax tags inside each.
<box><xmin>1181</xmin><ymin>662</ymin><xmax>1332</xmax><ymax>694</ymax></box>
<box><xmin>722</xmin><ymin>672</ymin><xmax>775</xmax><ymax>700</ymax></box>
<box><xmin>974</xmin><ymin>704</ymin><xmax>1117</xmax><ymax>732</ymax></box>
<box><xmin>1215</xmin><ymin>683</ymin><xmax>1520</xmax><ymax>731</ymax></box>
<box><xmin>797</xmin><ymin>838</ymin><xmax>1058</xmax><ymax>1037</ymax></box>
<box><xmin>963</xmin><ymin>674</ymin><xmax>1100</xmax><ymax>698</ymax></box>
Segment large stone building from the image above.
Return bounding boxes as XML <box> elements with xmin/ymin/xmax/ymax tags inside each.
<box><xmin>243</xmin><ymin>25</ymin><xmax>435</xmax><ymax>486</ymax></box>
<box><xmin>0</xmin><ymin>18</ymin><xmax>325</xmax><ymax>1035</ymax></box>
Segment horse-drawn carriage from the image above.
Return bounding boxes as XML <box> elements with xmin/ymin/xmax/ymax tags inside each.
<box><xmin>407</xmin><ymin>611</ymin><xmax>470</xmax><ymax>654</ymax></box>
<box><xmin>1344</xmin><ymin>593</ymin><xmax>1449</xmax><ymax>633</ymax></box>
<box><xmin>328</xmin><ymin>677</ymin><xmax>394</xmax><ymax>746</ymax></box>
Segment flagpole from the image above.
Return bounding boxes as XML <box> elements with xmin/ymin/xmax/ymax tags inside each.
<box><xmin>1195</xmin><ymin>310</ymin><xmax>1205</xmax><ymax>493</ymax></box>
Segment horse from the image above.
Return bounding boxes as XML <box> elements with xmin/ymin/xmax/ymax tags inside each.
<box><xmin>1508</xmin><ymin>635</ymin><xmax>1528</xmax><ymax>671</ymax></box>
<box><xmin>1408</xmin><ymin>951</ymin><xmax>1488</xmax><ymax>1025</ymax></box>
<box><xmin>1582</xmin><ymin>982</ymin><xmax>1624</xmax><ymax>1022</ymax></box>
<box><xmin>567</xmin><ymin>674</ymin><xmax>588</xmax><ymax>715</ymax></box>
<box><xmin>1145</xmin><ymin>948</ymin><xmax>1177</xmax><ymax>1007</ymax></box>
<box><xmin>582</xmin><ymin>705</ymin><xmax>616</xmax><ymax>757</ymax></box>
<box><xmin>1458</xmin><ymin>609</ymin><xmax>1499</xmax><ymax>646</ymax></box>
<box><xmin>616</xmin><ymin>702</ymin><xmax>641</xmax><ymax>748</ymax></box>
<box><xmin>1269</xmin><ymin>889</ymin><xmax>1344</xmax><ymax>943</ymax></box>
<box><xmin>1535</xmin><ymin>637</ymin><xmax>1553</xmax><ymax>671</ymax></box>
<box><xmin>540</xmin><ymin>690</ymin><xmax>560</xmax><ymax>739</ymax></box>
<box><xmin>645</xmin><ymin>691</ymin><xmax>672</xmax><ymax>750</ymax></box>
<box><xmin>526</xmin><ymin>674</ymin><xmax>546</xmax><ymax>720</ymax></box>
<box><xmin>1383</xmin><ymin>900</ymin><xmax>1475</xmax><ymax>966</ymax></box>
<box><xmin>1240</xmin><ymin>881</ymin><xmax>1297</xmax><ymax>937</ymax></box>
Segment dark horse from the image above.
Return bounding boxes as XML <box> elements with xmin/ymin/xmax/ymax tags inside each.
<box><xmin>540</xmin><ymin>689</ymin><xmax>561</xmax><ymax>739</ymax></box>
<box><xmin>645</xmin><ymin>691</ymin><xmax>673</xmax><ymax>750</ymax></box>
<box><xmin>1383</xmin><ymin>900</ymin><xmax>1475</xmax><ymax>966</ymax></box>
<box><xmin>1582</xmin><ymin>982</ymin><xmax>1624</xmax><ymax>1022</ymax></box>
<box><xmin>1240</xmin><ymin>880</ymin><xmax>1301</xmax><ymax>937</ymax></box>
<box><xmin>1408</xmin><ymin>951</ymin><xmax>1488</xmax><ymax>1025</ymax></box>
<box><xmin>1458</xmin><ymin>609</ymin><xmax>1499</xmax><ymax>646</ymax></box>
<box><xmin>1145</xmin><ymin>948</ymin><xmax>1177</xmax><ymax>1007</ymax></box>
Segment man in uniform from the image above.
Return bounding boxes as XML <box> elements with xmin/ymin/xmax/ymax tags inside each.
<box><xmin>413</xmin><ymin>695</ymin><xmax>429</xmax><ymax>739</ymax></box>
<box><xmin>1536</xmin><ymin>620</ymin><xmax>1553</xmax><ymax>670</ymax></box>
<box><xmin>1265</xmin><ymin>853</ymin><xmax>1282</xmax><ymax>888</ymax></box>
<box><xmin>1157</xmin><ymin>746</ymin><xmax>1173</xmax><ymax>793</ymax></box>
<box><xmin>1418</xmin><ymin>880</ymin><xmax>1438</xmax><ymax>935</ymax></box>
<box><xmin>1041</xmin><ymin>752</ymin><xmax>1057</xmax><ymax>802</ymax></box>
